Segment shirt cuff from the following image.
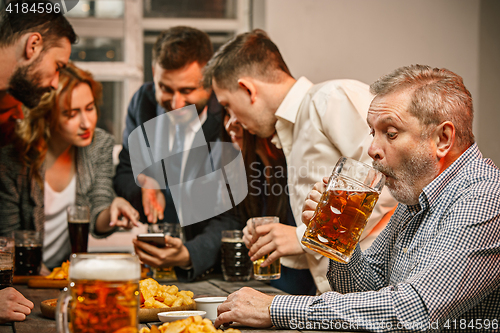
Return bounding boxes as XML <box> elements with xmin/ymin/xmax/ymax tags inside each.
<box><xmin>270</xmin><ymin>294</ymin><xmax>311</xmax><ymax>328</ymax></box>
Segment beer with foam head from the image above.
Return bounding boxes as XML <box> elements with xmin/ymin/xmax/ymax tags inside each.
<box><xmin>57</xmin><ymin>254</ymin><xmax>141</xmax><ymax>333</ymax></box>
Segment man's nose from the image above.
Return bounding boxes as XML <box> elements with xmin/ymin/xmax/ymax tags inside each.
<box><xmin>171</xmin><ymin>91</ymin><xmax>186</xmax><ymax>110</ymax></box>
<box><xmin>50</xmin><ymin>72</ymin><xmax>60</xmax><ymax>90</ymax></box>
<box><xmin>368</xmin><ymin>138</ymin><xmax>383</xmax><ymax>161</ymax></box>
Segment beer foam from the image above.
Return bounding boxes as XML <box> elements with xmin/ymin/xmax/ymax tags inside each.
<box><xmin>221</xmin><ymin>237</ymin><xmax>244</xmax><ymax>242</ymax></box>
<box><xmin>68</xmin><ymin>219</ymin><xmax>89</xmax><ymax>224</ymax></box>
<box><xmin>70</xmin><ymin>258</ymin><xmax>140</xmax><ymax>281</ymax></box>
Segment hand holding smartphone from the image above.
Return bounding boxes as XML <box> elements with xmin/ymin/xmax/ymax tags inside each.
<box><xmin>137</xmin><ymin>233</ymin><xmax>166</xmax><ymax>248</ymax></box>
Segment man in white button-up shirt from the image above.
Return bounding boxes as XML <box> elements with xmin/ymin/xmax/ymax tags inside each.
<box><xmin>204</xmin><ymin>29</ymin><xmax>396</xmax><ymax>293</ymax></box>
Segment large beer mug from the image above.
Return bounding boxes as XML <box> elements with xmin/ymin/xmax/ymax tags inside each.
<box><xmin>301</xmin><ymin>157</ymin><xmax>385</xmax><ymax>263</ymax></box>
<box><xmin>56</xmin><ymin>253</ymin><xmax>141</xmax><ymax>333</ymax></box>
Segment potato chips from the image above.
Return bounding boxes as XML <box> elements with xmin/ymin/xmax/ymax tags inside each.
<box><xmin>140</xmin><ymin>278</ymin><xmax>194</xmax><ymax>309</ymax></box>
<box><xmin>139</xmin><ymin>315</ymin><xmax>241</xmax><ymax>333</ymax></box>
<box><xmin>45</xmin><ymin>260</ymin><xmax>70</xmax><ymax>280</ymax></box>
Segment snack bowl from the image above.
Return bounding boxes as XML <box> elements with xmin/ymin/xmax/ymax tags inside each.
<box><xmin>158</xmin><ymin>310</ymin><xmax>207</xmax><ymax>322</ymax></box>
<box><xmin>193</xmin><ymin>297</ymin><xmax>227</xmax><ymax>321</ymax></box>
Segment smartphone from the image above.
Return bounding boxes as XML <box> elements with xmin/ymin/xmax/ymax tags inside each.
<box><xmin>137</xmin><ymin>233</ymin><xmax>166</xmax><ymax>247</ymax></box>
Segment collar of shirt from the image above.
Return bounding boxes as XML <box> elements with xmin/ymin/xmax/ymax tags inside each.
<box><xmin>396</xmin><ymin>143</ymin><xmax>480</xmax><ymax>228</ymax></box>
<box><xmin>271</xmin><ymin>77</ymin><xmax>314</xmax><ymax>154</ymax></box>
<box><xmin>421</xmin><ymin>143</ymin><xmax>480</xmax><ymax>208</ymax></box>
<box><xmin>168</xmin><ymin>106</ymin><xmax>207</xmax><ymax>150</ymax></box>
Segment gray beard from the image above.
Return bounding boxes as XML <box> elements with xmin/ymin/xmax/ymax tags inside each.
<box><xmin>373</xmin><ymin>144</ymin><xmax>439</xmax><ymax>206</ymax></box>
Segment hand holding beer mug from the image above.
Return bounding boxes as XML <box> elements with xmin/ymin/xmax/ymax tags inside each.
<box><xmin>56</xmin><ymin>253</ymin><xmax>141</xmax><ymax>333</ymax></box>
<box><xmin>301</xmin><ymin>157</ymin><xmax>385</xmax><ymax>263</ymax></box>
<box><xmin>67</xmin><ymin>205</ymin><xmax>90</xmax><ymax>254</ymax></box>
<box><xmin>252</xmin><ymin>217</ymin><xmax>281</xmax><ymax>280</ymax></box>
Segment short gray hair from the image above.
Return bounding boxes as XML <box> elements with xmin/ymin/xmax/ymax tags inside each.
<box><xmin>370</xmin><ymin>64</ymin><xmax>474</xmax><ymax>150</ymax></box>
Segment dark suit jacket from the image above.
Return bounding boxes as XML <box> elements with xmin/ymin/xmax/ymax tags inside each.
<box><xmin>113</xmin><ymin>82</ymin><xmax>240</xmax><ymax>281</ymax></box>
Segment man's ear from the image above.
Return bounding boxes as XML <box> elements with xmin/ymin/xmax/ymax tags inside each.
<box><xmin>24</xmin><ymin>33</ymin><xmax>43</xmax><ymax>60</ymax></box>
<box><xmin>434</xmin><ymin>121</ymin><xmax>455</xmax><ymax>159</ymax></box>
<box><xmin>237</xmin><ymin>78</ymin><xmax>257</xmax><ymax>104</ymax></box>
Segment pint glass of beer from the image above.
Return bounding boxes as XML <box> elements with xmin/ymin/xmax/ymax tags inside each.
<box><xmin>56</xmin><ymin>253</ymin><xmax>141</xmax><ymax>333</ymax></box>
<box><xmin>0</xmin><ymin>252</ymin><xmax>14</xmax><ymax>290</ymax></box>
<box><xmin>14</xmin><ymin>230</ymin><xmax>43</xmax><ymax>276</ymax></box>
<box><xmin>252</xmin><ymin>217</ymin><xmax>281</xmax><ymax>280</ymax></box>
<box><xmin>221</xmin><ymin>230</ymin><xmax>252</xmax><ymax>282</ymax></box>
<box><xmin>67</xmin><ymin>205</ymin><xmax>90</xmax><ymax>254</ymax></box>
<box><xmin>301</xmin><ymin>157</ymin><xmax>385</xmax><ymax>263</ymax></box>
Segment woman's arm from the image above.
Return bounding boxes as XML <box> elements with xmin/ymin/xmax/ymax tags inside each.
<box><xmin>79</xmin><ymin>129</ymin><xmax>140</xmax><ymax>236</ymax></box>
<box><xmin>95</xmin><ymin>197</ymin><xmax>140</xmax><ymax>233</ymax></box>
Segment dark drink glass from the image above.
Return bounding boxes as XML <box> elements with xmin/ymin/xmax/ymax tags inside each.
<box><xmin>221</xmin><ymin>230</ymin><xmax>253</xmax><ymax>281</ymax></box>
<box><xmin>13</xmin><ymin>230</ymin><xmax>43</xmax><ymax>276</ymax></box>
<box><xmin>0</xmin><ymin>252</ymin><xmax>14</xmax><ymax>289</ymax></box>
<box><xmin>68</xmin><ymin>220</ymin><xmax>90</xmax><ymax>253</ymax></box>
<box><xmin>67</xmin><ymin>205</ymin><xmax>90</xmax><ymax>254</ymax></box>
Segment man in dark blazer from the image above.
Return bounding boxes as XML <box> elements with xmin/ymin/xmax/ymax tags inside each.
<box><xmin>113</xmin><ymin>26</ymin><xmax>240</xmax><ymax>281</ymax></box>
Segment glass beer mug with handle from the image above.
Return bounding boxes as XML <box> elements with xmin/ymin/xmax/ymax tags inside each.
<box><xmin>301</xmin><ymin>157</ymin><xmax>385</xmax><ymax>263</ymax></box>
<box><xmin>56</xmin><ymin>253</ymin><xmax>141</xmax><ymax>333</ymax></box>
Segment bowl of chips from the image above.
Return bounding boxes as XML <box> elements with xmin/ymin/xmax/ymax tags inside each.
<box><xmin>139</xmin><ymin>315</ymin><xmax>241</xmax><ymax>333</ymax></box>
<box><xmin>193</xmin><ymin>297</ymin><xmax>227</xmax><ymax>322</ymax></box>
<box><xmin>139</xmin><ymin>278</ymin><xmax>195</xmax><ymax>322</ymax></box>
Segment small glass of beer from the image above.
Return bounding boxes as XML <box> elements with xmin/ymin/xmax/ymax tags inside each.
<box><xmin>252</xmin><ymin>217</ymin><xmax>281</xmax><ymax>280</ymax></box>
<box><xmin>67</xmin><ymin>205</ymin><xmax>90</xmax><ymax>254</ymax></box>
<box><xmin>13</xmin><ymin>230</ymin><xmax>43</xmax><ymax>276</ymax></box>
<box><xmin>56</xmin><ymin>253</ymin><xmax>141</xmax><ymax>333</ymax></box>
<box><xmin>301</xmin><ymin>156</ymin><xmax>385</xmax><ymax>263</ymax></box>
<box><xmin>221</xmin><ymin>230</ymin><xmax>252</xmax><ymax>282</ymax></box>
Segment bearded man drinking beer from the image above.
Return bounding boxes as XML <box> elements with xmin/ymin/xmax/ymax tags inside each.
<box><xmin>214</xmin><ymin>65</ymin><xmax>500</xmax><ymax>331</ymax></box>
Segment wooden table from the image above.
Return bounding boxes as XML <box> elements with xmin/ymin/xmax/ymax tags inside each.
<box><xmin>0</xmin><ymin>278</ymin><xmax>289</xmax><ymax>333</ymax></box>
<box><xmin>0</xmin><ymin>278</ymin><xmax>359</xmax><ymax>333</ymax></box>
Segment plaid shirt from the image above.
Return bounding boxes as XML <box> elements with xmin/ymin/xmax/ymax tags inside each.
<box><xmin>271</xmin><ymin>143</ymin><xmax>500</xmax><ymax>332</ymax></box>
